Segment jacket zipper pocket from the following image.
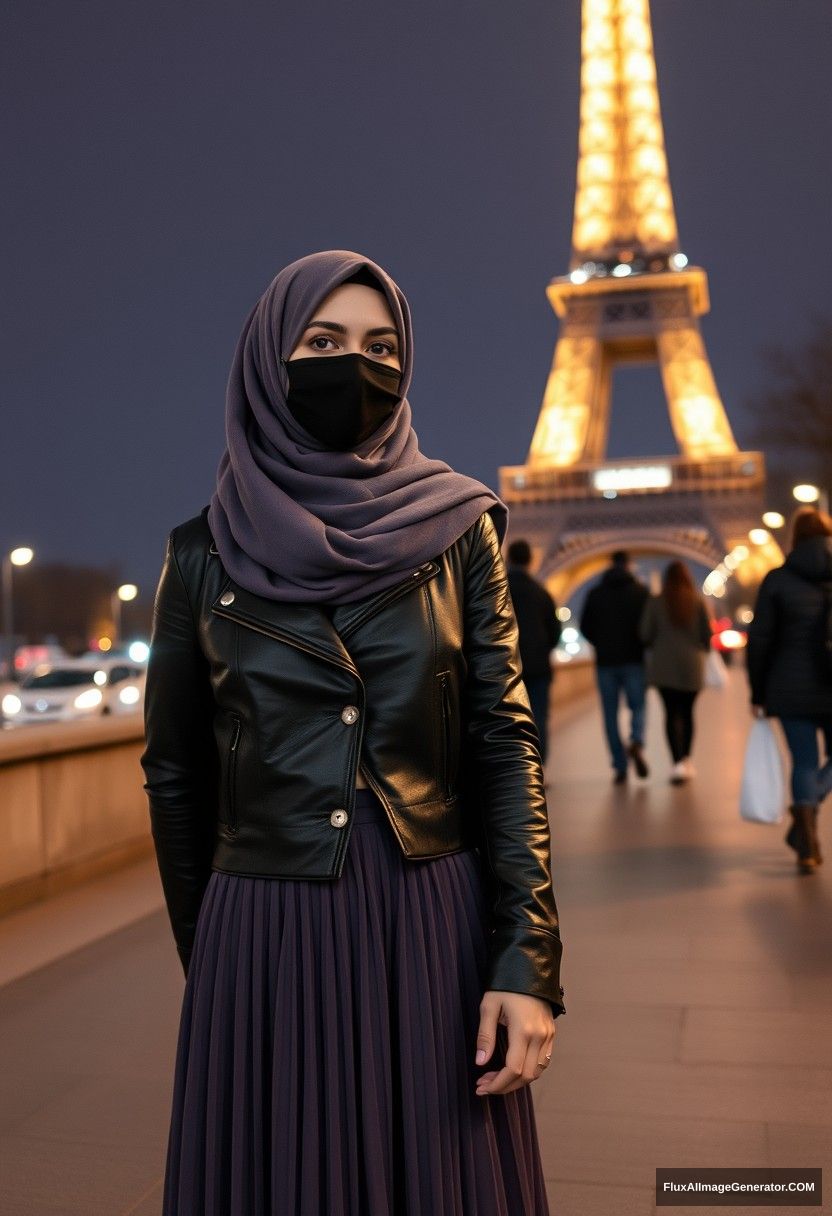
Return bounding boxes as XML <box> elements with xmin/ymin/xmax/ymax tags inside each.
<box><xmin>439</xmin><ymin>673</ymin><xmax>453</xmax><ymax>799</ymax></box>
<box><xmin>227</xmin><ymin>715</ymin><xmax>241</xmax><ymax>833</ymax></box>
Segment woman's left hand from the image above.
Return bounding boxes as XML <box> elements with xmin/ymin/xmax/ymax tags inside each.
<box><xmin>474</xmin><ymin>990</ymin><xmax>556</xmax><ymax>1096</ymax></box>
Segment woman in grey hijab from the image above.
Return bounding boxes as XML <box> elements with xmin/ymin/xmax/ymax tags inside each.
<box><xmin>145</xmin><ymin>250</ymin><xmax>564</xmax><ymax>1215</ymax></box>
<box><xmin>207</xmin><ymin>251</ymin><xmax>508</xmax><ymax>601</ymax></box>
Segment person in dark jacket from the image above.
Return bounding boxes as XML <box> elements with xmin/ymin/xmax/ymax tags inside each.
<box><xmin>580</xmin><ymin>550</ymin><xmax>650</xmax><ymax>783</ymax></box>
<box><xmin>747</xmin><ymin>507</ymin><xmax>832</xmax><ymax>873</ymax></box>
<box><xmin>640</xmin><ymin>560</ymin><xmax>712</xmax><ymax>785</ymax></box>
<box><xmin>506</xmin><ymin>538</ymin><xmax>562</xmax><ymax>766</ymax></box>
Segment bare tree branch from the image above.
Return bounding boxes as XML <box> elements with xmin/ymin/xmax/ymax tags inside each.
<box><xmin>746</xmin><ymin>316</ymin><xmax>832</xmax><ymax>487</ymax></box>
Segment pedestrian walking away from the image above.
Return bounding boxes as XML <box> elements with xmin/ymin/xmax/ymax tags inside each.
<box><xmin>747</xmin><ymin>506</ymin><xmax>832</xmax><ymax>873</ymax></box>
<box><xmin>639</xmin><ymin>560</ymin><xmax>712</xmax><ymax>785</ymax></box>
<box><xmin>140</xmin><ymin>250</ymin><xmax>566</xmax><ymax>1216</ymax></box>
<box><xmin>580</xmin><ymin>550</ymin><xmax>650</xmax><ymax>783</ymax></box>
<box><xmin>506</xmin><ymin>537</ymin><xmax>562</xmax><ymax>768</ymax></box>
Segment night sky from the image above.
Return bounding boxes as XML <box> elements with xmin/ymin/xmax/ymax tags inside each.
<box><xmin>3</xmin><ymin>1</ymin><xmax>830</xmax><ymax>605</ymax></box>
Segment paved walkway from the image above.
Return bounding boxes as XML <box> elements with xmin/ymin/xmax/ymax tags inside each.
<box><xmin>536</xmin><ymin>668</ymin><xmax>832</xmax><ymax>1214</ymax></box>
<box><xmin>0</xmin><ymin>668</ymin><xmax>829</xmax><ymax>1214</ymax></box>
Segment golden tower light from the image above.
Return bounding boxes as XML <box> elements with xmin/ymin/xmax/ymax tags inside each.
<box><xmin>498</xmin><ymin>0</ymin><xmax>779</xmax><ymax>600</ymax></box>
<box><xmin>526</xmin><ymin>0</ymin><xmax>740</xmax><ymax>470</ymax></box>
<box><xmin>572</xmin><ymin>0</ymin><xmax>679</xmax><ymax>265</ymax></box>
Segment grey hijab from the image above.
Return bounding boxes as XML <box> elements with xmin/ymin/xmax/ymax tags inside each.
<box><xmin>207</xmin><ymin>249</ymin><xmax>508</xmax><ymax>603</ymax></box>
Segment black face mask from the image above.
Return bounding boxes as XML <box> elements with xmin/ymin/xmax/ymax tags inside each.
<box><xmin>283</xmin><ymin>353</ymin><xmax>402</xmax><ymax>450</ymax></box>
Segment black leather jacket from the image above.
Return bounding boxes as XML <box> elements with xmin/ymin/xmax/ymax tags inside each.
<box><xmin>140</xmin><ymin>505</ymin><xmax>565</xmax><ymax>1015</ymax></box>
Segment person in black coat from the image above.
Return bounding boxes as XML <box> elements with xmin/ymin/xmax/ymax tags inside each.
<box><xmin>747</xmin><ymin>507</ymin><xmax>832</xmax><ymax>872</ymax></box>
<box><xmin>505</xmin><ymin>539</ymin><xmax>561</xmax><ymax>765</ymax></box>
<box><xmin>580</xmin><ymin>550</ymin><xmax>651</xmax><ymax>783</ymax></box>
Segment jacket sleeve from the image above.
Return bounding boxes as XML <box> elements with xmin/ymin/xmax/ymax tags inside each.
<box><xmin>139</xmin><ymin>528</ymin><xmax>219</xmax><ymax>978</ymax></box>
<box><xmin>545</xmin><ymin>589</ymin><xmax>562</xmax><ymax>651</ymax></box>
<box><xmin>639</xmin><ymin>595</ymin><xmax>657</xmax><ymax>644</ymax></box>
<box><xmin>460</xmin><ymin>511</ymin><xmax>566</xmax><ymax>1017</ymax></box>
<box><xmin>579</xmin><ymin>589</ymin><xmax>597</xmax><ymax>645</ymax></box>
<box><xmin>698</xmin><ymin>600</ymin><xmax>713</xmax><ymax>650</ymax></box>
<box><xmin>746</xmin><ymin>572</ymin><xmax>777</xmax><ymax>707</ymax></box>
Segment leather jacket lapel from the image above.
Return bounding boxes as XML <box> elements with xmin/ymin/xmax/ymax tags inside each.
<box><xmin>210</xmin><ymin>582</ymin><xmax>358</xmax><ymax>674</ymax></box>
<box><xmin>209</xmin><ymin>558</ymin><xmax>441</xmax><ymax>674</ymax></box>
<box><xmin>335</xmin><ymin>560</ymin><xmax>440</xmax><ymax>639</ymax></box>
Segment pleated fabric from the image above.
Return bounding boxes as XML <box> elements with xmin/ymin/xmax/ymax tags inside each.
<box><xmin>161</xmin><ymin>786</ymin><xmax>552</xmax><ymax>1216</ymax></box>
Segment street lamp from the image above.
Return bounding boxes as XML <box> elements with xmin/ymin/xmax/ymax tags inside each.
<box><xmin>2</xmin><ymin>546</ymin><xmax>34</xmax><ymax>683</ymax></box>
<box><xmin>111</xmin><ymin>583</ymin><xmax>139</xmax><ymax>649</ymax></box>
<box><xmin>761</xmin><ymin>511</ymin><xmax>785</xmax><ymax>529</ymax></box>
<box><xmin>793</xmin><ymin>484</ymin><xmax>830</xmax><ymax>511</ymax></box>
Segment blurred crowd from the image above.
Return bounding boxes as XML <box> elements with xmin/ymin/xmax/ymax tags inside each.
<box><xmin>506</xmin><ymin>506</ymin><xmax>832</xmax><ymax>875</ymax></box>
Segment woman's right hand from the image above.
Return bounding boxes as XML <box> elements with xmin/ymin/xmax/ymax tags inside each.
<box><xmin>474</xmin><ymin>990</ymin><xmax>556</xmax><ymax>1097</ymax></box>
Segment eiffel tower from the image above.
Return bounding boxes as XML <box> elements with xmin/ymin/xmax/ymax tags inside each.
<box><xmin>499</xmin><ymin>0</ymin><xmax>779</xmax><ymax>601</ymax></box>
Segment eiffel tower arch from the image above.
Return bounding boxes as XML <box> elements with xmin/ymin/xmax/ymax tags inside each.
<box><xmin>499</xmin><ymin>0</ymin><xmax>780</xmax><ymax>602</ymax></box>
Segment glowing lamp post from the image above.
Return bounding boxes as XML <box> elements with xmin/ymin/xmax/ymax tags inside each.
<box><xmin>2</xmin><ymin>546</ymin><xmax>34</xmax><ymax>683</ymax></box>
<box><xmin>111</xmin><ymin>583</ymin><xmax>139</xmax><ymax>648</ymax></box>
<box><xmin>761</xmin><ymin>511</ymin><xmax>785</xmax><ymax>530</ymax></box>
<box><xmin>792</xmin><ymin>484</ymin><xmax>829</xmax><ymax>512</ymax></box>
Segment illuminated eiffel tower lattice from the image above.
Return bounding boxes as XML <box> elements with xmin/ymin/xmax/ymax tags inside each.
<box><xmin>499</xmin><ymin>0</ymin><xmax>779</xmax><ymax>600</ymax></box>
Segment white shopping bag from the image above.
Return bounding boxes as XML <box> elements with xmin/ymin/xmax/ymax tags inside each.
<box><xmin>739</xmin><ymin>719</ymin><xmax>786</xmax><ymax>824</ymax></box>
<box><xmin>704</xmin><ymin>647</ymin><xmax>728</xmax><ymax>690</ymax></box>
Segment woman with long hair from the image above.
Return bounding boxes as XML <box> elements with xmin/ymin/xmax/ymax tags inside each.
<box><xmin>747</xmin><ymin>506</ymin><xmax>832</xmax><ymax>873</ymax></box>
<box><xmin>639</xmin><ymin>559</ymin><xmax>712</xmax><ymax>784</ymax></box>
<box><xmin>140</xmin><ymin>250</ymin><xmax>565</xmax><ymax>1215</ymax></box>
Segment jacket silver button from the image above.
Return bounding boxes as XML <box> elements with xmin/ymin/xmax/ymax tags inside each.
<box><xmin>219</xmin><ymin>590</ymin><xmax>235</xmax><ymax>605</ymax></box>
<box><xmin>330</xmin><ymin>808</ymin><xmax>348</xmax><ymax>828</ymax></box>
<box><xmin>340</xmin><ymin>704</ymin><xmax>359</xmax><ymax>724</ymax></box>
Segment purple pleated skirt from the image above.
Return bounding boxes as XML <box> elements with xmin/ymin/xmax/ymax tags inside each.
<box><xmin>161</xmin><ymin>785</ymin><xmax>552</xmax><ymax>1216</ymax></box>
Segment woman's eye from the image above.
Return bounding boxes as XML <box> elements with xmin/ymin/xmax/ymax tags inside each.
<box><xmin>307</xmin><ymin>335</ymin><xmax>396</xmax><ymax>357</ymax></box>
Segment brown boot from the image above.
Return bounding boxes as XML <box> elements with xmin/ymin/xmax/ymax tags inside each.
<box><xmin>811</xmin><ymin>805</ymin><xmax>824</xmax><ymax>865</ymax></box>
<box><xmin>787</xmin><ymin>804</ymin><xmax>820</xmax><ymax>873</ymax></box>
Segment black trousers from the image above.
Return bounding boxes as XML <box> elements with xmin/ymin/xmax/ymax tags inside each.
<box><xmin>657</xmin><ymin>686</ymin><xmax>698</xmax><ymax>763</ymax></box>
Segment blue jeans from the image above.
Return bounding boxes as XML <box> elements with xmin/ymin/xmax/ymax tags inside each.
<box><xmin>778</xmin><ymin>715</ymin><xmax>832</xmax><ymax>805</ymax></box>
<box><xmin>596</xmin><ymin>664</ymin><xmax>646</xmax><ymax>773</ymax></box>
<box><xmin>523</xmin><ymin>673</ymin><xmax>553</xmax><ymax>764</ymax></box>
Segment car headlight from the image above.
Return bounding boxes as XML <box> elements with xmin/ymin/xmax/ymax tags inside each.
<box><xmin>118</xmin><ymin>685</ymin><xmax>141</xmax><ymax>705</ymax></box>
<box><xmin>74</xmin><ymin>688</ymin><xmax>103</xmax><ymax>709</ymax></box>
<box><xmin>2</xmin><ymin>694</ymin><xmax>21</xmax><ymax>715</ymax></box>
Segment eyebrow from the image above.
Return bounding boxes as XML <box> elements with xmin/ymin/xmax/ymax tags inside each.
<box><xmin>303</xmin><ymin>320</ymin><xmax>399</xmax><ymax>338</ymax></box>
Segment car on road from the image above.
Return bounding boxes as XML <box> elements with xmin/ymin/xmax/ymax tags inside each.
<box><xmin>1</xmin><ymin>657</ymin><xmax>146</xmax><ymax>726</ymax></box>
